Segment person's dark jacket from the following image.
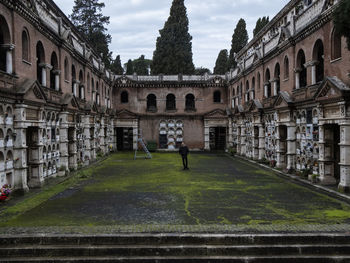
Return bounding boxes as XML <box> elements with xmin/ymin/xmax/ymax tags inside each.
<box><xmin>179</xmin><ymin>145</ymin><xmax>189</xmax><ymax>156</ymax></box>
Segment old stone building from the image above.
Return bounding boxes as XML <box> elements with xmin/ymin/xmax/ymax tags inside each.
<box><xmin>227</xmin><ymin>0</ymin><xmax>350</xmax><ymax>191</ymax></box>
<box><xmin>0</xmin><ymin>0</ymin><xmax>115</xmax><ymax>192</ymax></box>
<box><xmin>1</xmin><ymin>0</ymin><xmax>350</xmax><ymax>193</ymax></box>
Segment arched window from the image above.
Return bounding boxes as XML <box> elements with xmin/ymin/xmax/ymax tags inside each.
<box><xmin>96</xmin><ymin>81</ymin><xmax>100</xmax><ymax>104</ymax></box>
<box><xmin>0</xmin><ymin>15</ymin><xmax>11</xmax><ymax>72</ymax></box>
<box><xmin>274</xmin><ymin>63</ymin><xmax>280</xmax><ymax>95</ymax></box>
<box><xmin>265</xmin><ymin>68</ymin><xmax>271</xmax><ymax>98</ymax></box>
<box><xmin>147</xmin><ymin>94</ymin><xmax>157</xmax><ymax>111</ymax></box>
<box><xmin>166</xmin><ymin>94</ymin><xmax>176</xmax><ymax>110</ymax></box>
<box><xmin>79</xmin><ymin>70</ymin><xmax>84</xmax><ymax>99</ymax></box>
<box><xmin>121</xmin><ymin>91</ymin><xmax>128</xmax><ymax>103</ymax></box>
<box><xmin>251</xmin><ymin>77</ymin><xmax>255</xmax><ymax>100</ymax></box>
<box><xmin>257</xmin><ymin>72</ymin><xmax>261</xmax><ymax>92</ymax></box>
<box><xmin>22</xmin><ymin>29</ymin><xmax>30</xmax><ymax>62</ymax></box>
<box><xmin>71</xmin><ymin>65</ymin><xmax>76</xmax><ymax>95</ymax></box>
<box><xmin>185</xmin><ymin>94</ymin><xmax>195</xmax><ymax>110</ymax></box>
<box><xmin>214</xmin><ymin>90</ymin><xmax>221</xmax><ymax>103</ymax></box>
<box><xmin>313</xmin><ymin>39</ymin><xmax>324</xmax><ymax>83</ymax></box>
<box><xmin>331</xmin><ymin>29</ymin><xmax>342</xmax><ymax>60</ymax></box>
<box><xmin>50</xmin><ymin>52</ymin><xmax>58</xmax><ymax>90</ymax></box>
<box><xmin>36</xmin><ymin>41</ymin><xmax>45</xmax><ymax>85</ymax></box>
<box><xmin>284</xmin><ymin>56</ymin><xmax>289</xmax><ymax>79</ymax></box>
<box><xmin>232</xmin><ymin>88</ymin><xmax>235</xmax><ymax>97</ymax></box>
<box><xmin>296</xmin><ymin>49</ymin><xmax>307</xmax><ymax>88</ymax></box>
<box><xmin>87</xmin><ymin>73</ymin><xmax>90</xmax><ymax>93</ymax></box>
<box><xmin>245</xmin><ymin>80</ymin><xmax>250</xmax><ymax>102</ymax></box>
<box><xmin>64</xmin><ymin>58</ymin><xmax>69</xmax><ymax>81</ymax></box>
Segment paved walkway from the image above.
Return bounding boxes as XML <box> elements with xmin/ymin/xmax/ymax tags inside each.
<box><xmin>1</xmin><ymin>152</ymin><xmax>350</xmax><ymax>230</ymax></box>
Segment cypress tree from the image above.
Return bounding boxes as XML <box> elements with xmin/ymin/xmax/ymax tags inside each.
<box><xmin>333</xmin><ymin>0</ymin><xmax>350</xmax><ymax>50</ymax></box>
<box><xmin>151</xmin><ymin>0</ymin><xmax>195</xmax><ymax>75</ymax></box>
<box><xmin>228</xmin><ymin>18</ymin><xmax>248</xmax><ymax>70</ymax></box>
<box><xmin>253</xmin><ymin>16</ymin><xmax>269</xmax><ymax>37</ymax></box>
<box><xmin>70</xmin><ymin>0</ymin><xmax>112</xmax><ymax>66</ymax></box>
<box><xmin>110</xmin><ymin>55</ymin><xmax>124</xmax><ymax>75</ymax></box>
<box><xmin>126</xmin><ymin>59</ymin><xmax>134</xmax><ymax>75</ymax></box>
<box><xmin>213</xmin><ymin>49</ymin><xmax>228</xmax><ymax>74</ymax></box>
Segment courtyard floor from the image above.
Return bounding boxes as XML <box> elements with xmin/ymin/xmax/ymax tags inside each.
<box><xmin>1</xmin><ymin>152</ymin><xmax>350</xmax><ymax>230</ymax></box>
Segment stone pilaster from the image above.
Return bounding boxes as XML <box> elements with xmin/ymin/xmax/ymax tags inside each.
<box><xmin>286</xmin><ymin>124</ymin><xmax>296</xmax><ymax>170</ymax></box>
<box><xmin>258</xmin><ymin>125</ymin><xmax>265</xmax><ymax>160</ymax></box>
<box><xmin>59</xmin><ymin>112</ymin><xmax>69</xmax><ymax>172</ymax></box>
<box><xmin>338</xmin><ymin>122</ymin><xmax>350</xmax><ymax>192</ymax></box>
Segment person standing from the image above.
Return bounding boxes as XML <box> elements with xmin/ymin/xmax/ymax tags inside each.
<box><xmin>179</xmin><ymin>142</ymin><xmax>189</xmax><ymax>170</ymax></box>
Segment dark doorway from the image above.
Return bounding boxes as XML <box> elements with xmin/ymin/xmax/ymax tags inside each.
<box><xmin>279</xmin><ymin>125</ymin><xmax>288</xmax><ymax>167</ymax></box>
<box><xmin>209</xmin><ymin>127</ymin><xmax>226</xmax><ymax>150</ymax></box>
<box><xmin>325</xmin><ymin>124</ymin><xmax>340</xmax><ymax>182</ymax></box>
<box><xmin>159</xmin><ymin>134</ymin><xmax>168</xmax><ymax>149</ymax></box>
<box><xmin>117</xmin><ymin>127</ymin><xmax>133</xmax><ymax>151</ymax></box>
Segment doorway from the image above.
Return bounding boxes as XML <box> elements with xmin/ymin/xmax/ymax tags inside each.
<box><xmin>209</xmin><ymin>127</ymin><xmax>226</xmax><ymax>150</ymax></box>
<box><xmin>117</xmin><ymin>127</ymin><xmax>133</xmax><ymax>151</ymax></box>
<box><xmin>325</xmin><ymin>124</ymin><xmax>340</xmax><ymax>182</ymax></box>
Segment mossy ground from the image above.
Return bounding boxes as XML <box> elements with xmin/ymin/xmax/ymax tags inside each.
<box><xmin>1</xmin><ymin>152</ymin><xmax>350</xmax><ymax>227</ymax></box>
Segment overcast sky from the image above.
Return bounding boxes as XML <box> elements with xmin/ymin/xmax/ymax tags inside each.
<box><xmin>55</xmin><ymin>0</ymin><xmax>290</xmax><ymax>71</ymax></box>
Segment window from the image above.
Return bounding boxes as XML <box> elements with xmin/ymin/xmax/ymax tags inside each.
<box><xmin>147</xmin><ymin>94</ymin><xmax>157</xmax><ymax>111</ymax></box>
<box><xmin>185</xmin><ymin>94</ymin><xmax>195</xmax><ymax>110</ymax></box>
<box><xmin>22</xmin><ymin>29</ymin><xmax>30</xmax><ymax>61</ymax></box>
<box><xmin>36</xmin><ymin>41</ymin><xmax>45</xmax><ymax>85</ymax></box>
<box><xmin>331</xmin><ymin>29</ymin><xmax>342</xmax><ymax>60</ymax></box>
<box><xmin>284</xmin><ymin>56</ymin><xmax>289</xmax><ymax>79</ymax></box>
<box><xmin>71</xmin><ymin>65</ymin><xmax>76</xmax><ymax>94</ymax></box>
<box><xmin>214</xmin><ymin>91</ymin><xmax>221</xmax><ymax>103</ymax></box>
<box><xmin>166</xmin><ymin>94</ymin><xmax>176</xmax><ymax>110</ymax></box>
<box><xmin>121</xmin><ymin>91</ymin><xmax>128</xmax><ymax>103</ymax></box>
<box><xmin>312</xmin><ymin>39</ymin><xmax>324</xmax><ymax>83</ymax></box>
<box><xmin>274</xmin><ymin>63</ymin><xmax>280</xmax><ymax>94</ymax></box>
<box><xmin>0</xmin><ymin>15</ymin><xmax>10</xmax><ymax>72</ymax></box>
<box><xmin>296</xmin><ymin>49</ymin><xmax>307</xmax><ymax>88</ymax></box>
<box><xmin>64</xmin><ymin>58</ymin><xmax>69</xmax><ymax>81</ymax></box>
<box><xmin>245</xmin><ymin>81</ymin><xmax>250</xmax><ymax>102</ymax></box>
<box><xmin>50</xmin><ymin>52</ymin><xmax>58</xmax><ymax>90</ymax></box>
<box><xmin>265</xmin><ymin>68</ymin><xmax>271</xmax><ymax>97</ymax></box>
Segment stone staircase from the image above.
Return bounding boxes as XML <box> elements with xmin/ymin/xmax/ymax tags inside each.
<box><xmin>0</xmin><ymin>233</ymin><xmax>350</xmax><ymax>262</ymax></box>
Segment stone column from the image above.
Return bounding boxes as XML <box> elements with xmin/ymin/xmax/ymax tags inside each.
<box><xmin>53</xmin><ymin>70</ymin><xmax>61</xmax><ymax>91</ymax></box>
<box><xmin>39</xmin><ymin>63</ymin><xmax>53</xmax><ymax>87</ymax></box>
<box><xmin>310</xmin><ymin>61</ymin><xmax>318</xmax><ymax>85</ymax></box>
<box><xmin>228</xmin><ymin>118</ymin><xmax>233</xmax><ymax>147</ymax></box>
<box><xmin>3</xmin><ymin>44</ymin><xmax>15</xmax><ymax>74</ymax></box>
<box><xmin>59</xmin><ymin>112</ymin><xmax>69</xmax><ymax>172</ymax></box>
<box><xmin>258</xmin><ymin>125</ymin><xmax>265</xmax><ymax>160</ymax></box>
<box><xmin>240</xmin><ymin>125</ymin><xmax>246</xmax><ymax>156</ymax></box>
<box><xmin>272</xmin><ymin>79</ymin><xmax>279</xmax><ymax>96</ymax></box>
<box><xmin>83</xmin><ymin>115</ymin><xmax>91</xmax><ymax>165</ymax></box>
<box><xmin>13</xmin><ymin>105</ymin><xmax>29</xmax><ymax>192</ymax></box>
<box><xmin>252</xmin><ymin>124</ymin><xmax>259</xmax><ymax>160</ymax></box>
<box><xmin>294</xmin><ymin>68</ymin><xmax>301</xmax><ymax>89</ymax></box>
<box><xmin>72</xmin><ymin>80</ymin><xmax>79</xmax><ymax>97</ymax></box>
<box><xmin>204</xmin><ymin>121</ymin><xmax>210</xmax><ymax>150</ymax></box>
<box><xmin>133</xmin><ymin>126</ymin><xmax>138</xmax><ymax>151</ymax></box>
<box><xmin>264</xmin><ymin>83</ymin><xmax>269</xmax><ymax>98</ymax></box>
<box><xmin>338</xmin><ymin>122</ymin><xmax>350</xmax><ymax>192</ymax></box>
<box><xmin>286</xmin><ymin>124</ymin><xmax>296</xmax><ymax>170</ymax></box>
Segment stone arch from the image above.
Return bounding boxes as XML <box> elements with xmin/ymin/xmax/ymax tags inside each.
<box><xmin>312</xmin><ymin>39</ymin><xmax>324</xmax><ymax>83</ymax></box>
<box><xmin>36</xmin><ymin>41</ymin><xmax>45</xmax><ymax>84</ymax></box>
<box><xmin>296</xmin><ymin>49</ymin><xmax>307</xmax><ymax>88</ymax></box>
<box><xmin>6</xmin><ymin>150</ymin><xmax>13</xmax><ymax>161</ymax></box>
<box><xmin>22</xmin><ymin>27</ymin><xmax>30</xmax><ymax>62</ymax></box>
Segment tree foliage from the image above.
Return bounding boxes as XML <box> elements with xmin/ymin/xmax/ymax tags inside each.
<box><xmin>333</xmin><ymin>0</ymin><xmax>350</xmax><ymax>50</ymax></box>
<box><xmin>213</xmin><ymin>49</ymin><xmax>228</xmax><ymax>74</ymax></box>
<box><xmin>70</xmin><ymin>0</ymin><xmax>112</xmax><ymax>66</ymax></box>
<box><xmin>151</xmin><ymin>0</ymin><xmax>195</xmax><ymax>75</ymax></box>
<box><xmin>133</xmin><ymin>55</ymin><xmax>151</xmax><ymax>75</ymax></box>
<box><xmin>194</xmin><ymin>67</ymin><xmax>211</xmax><ymax>75</ymax></box>
<box><xmin>253</xmin><ymin>16</ymin><xmax>269</xmax><ymax>37</ymax></box>
<box><xmin>110</xmin><ymin>55</ymin><xmax>124</xmax><ymax>75</ymax></box>
<box><xmin>126</xmin><ymin>59</ymin><xmax>134</xmax><ymax>75</ymax></box>
<box><xmin>228</xmin><ymin>18</ymin><xmax>248</xmax><ymax>70</ymax></box>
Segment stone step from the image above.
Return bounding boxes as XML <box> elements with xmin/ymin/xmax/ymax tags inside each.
<box><xmin>1</xmin><ymin>233</ymin><xmax>350</xmax><ymax>246</ymax></box>
<box><xmin>2</xmin><ymin>255</ymin><xmax>350</xmax><ymax>263</ymax></box>
<box><xmin>1</xmin><ymin>244</ymin><xmax>350</xmax><ymax>257</ymax></box>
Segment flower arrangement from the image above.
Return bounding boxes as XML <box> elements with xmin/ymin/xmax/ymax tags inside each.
<box><xmin>0</xmin><ymin>184</ymin><xmax>11</xmax><ymax>201</ymax></box>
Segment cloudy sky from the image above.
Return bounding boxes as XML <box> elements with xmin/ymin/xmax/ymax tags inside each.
<box><xmin>55</xmin><ymin>0</ymin><xmax>290</xmax><ymax>71</ymax></box>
